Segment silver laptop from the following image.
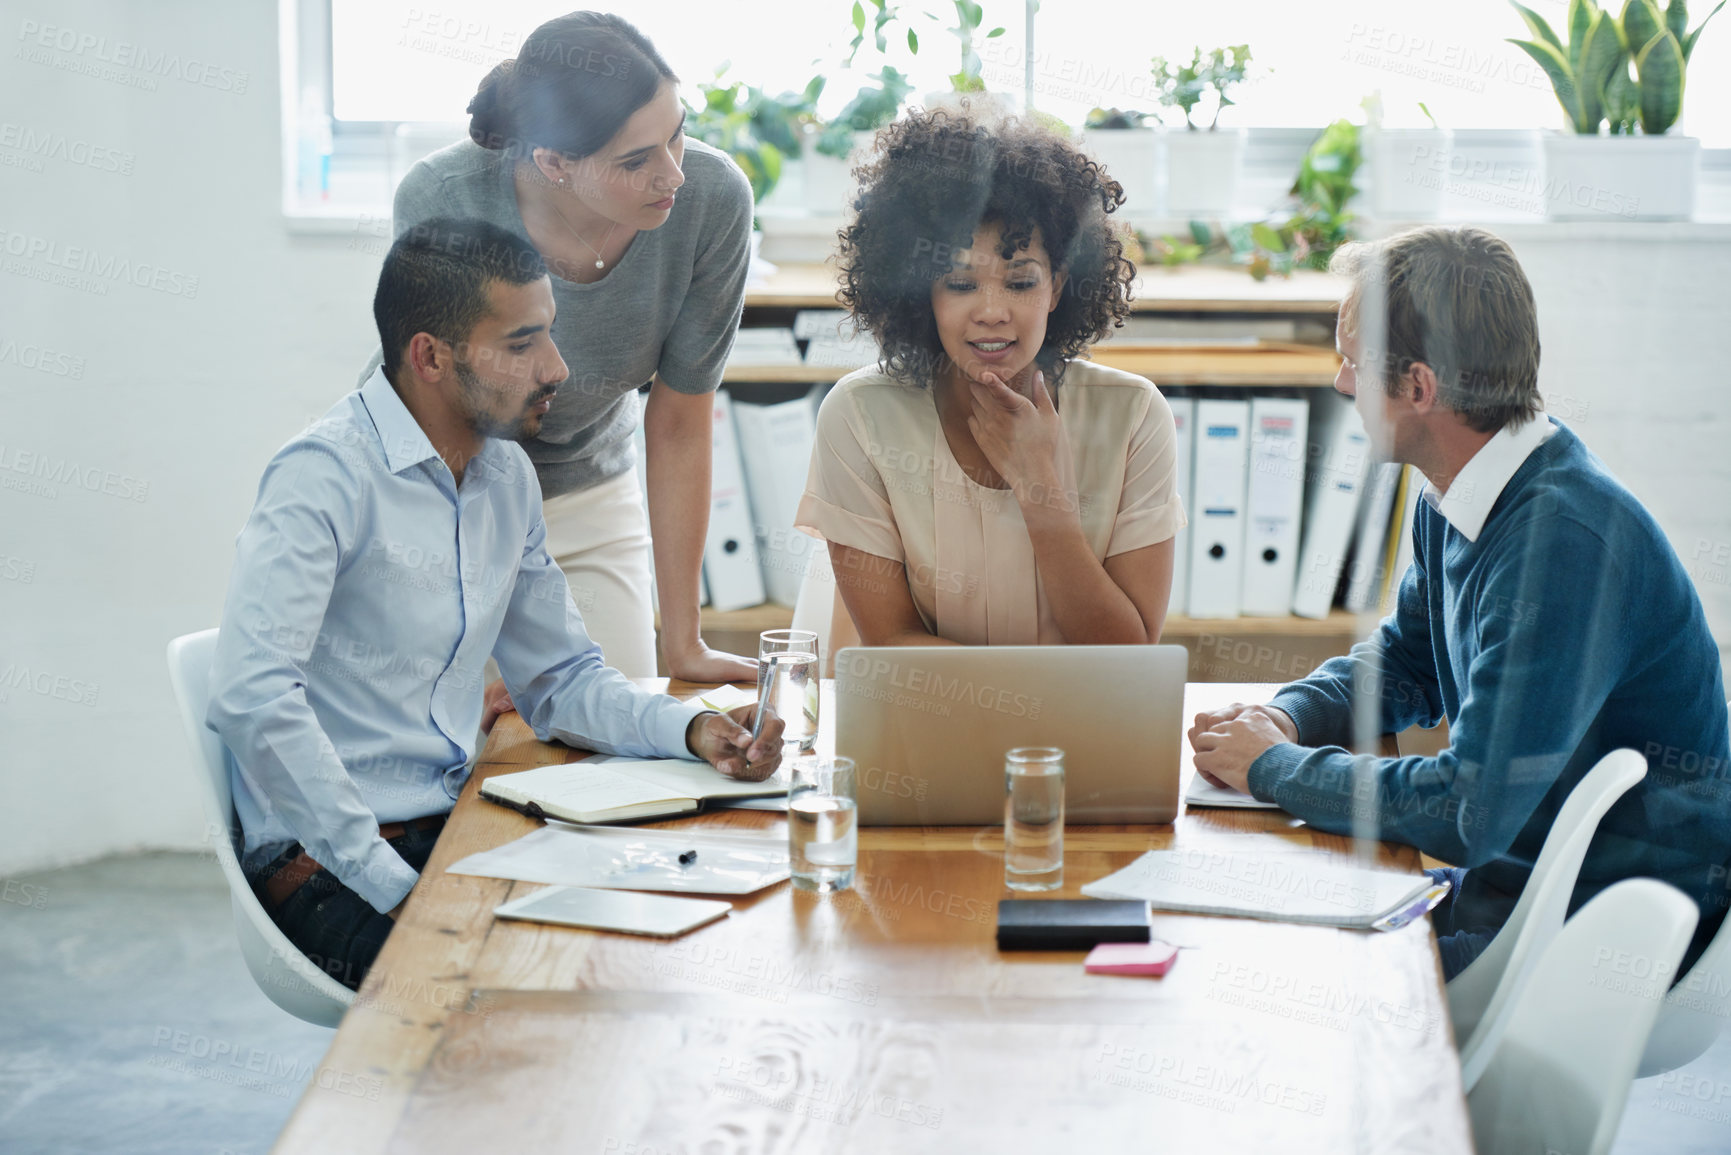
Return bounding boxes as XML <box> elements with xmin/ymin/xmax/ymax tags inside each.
<box><xmin>835</xmin><ymin>645</ymin><xmax>1188</xmax><ymax>826</ymax></box>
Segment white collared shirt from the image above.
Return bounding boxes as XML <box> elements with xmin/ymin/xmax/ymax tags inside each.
<box><xmin>1421</xmin><ymin>415</ymin><xmax>1558</xmax><ymax>542</ymax></box>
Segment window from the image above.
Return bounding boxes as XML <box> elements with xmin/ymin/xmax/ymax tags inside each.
<box><xmin>330</xmin><ymin>1</ymin><xmax>1030</xmax><ymax>125</ymax></box>
<box><xmin>285</xmin><ymin>0</ymin><xmax>1731</xmax><ymax>222</ymax></box>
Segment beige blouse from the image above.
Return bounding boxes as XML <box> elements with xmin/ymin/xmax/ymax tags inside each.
<box><xmin>795</xmin><ymin>359</ymin><xmax>1186</xmax><ymax>646</ymax></box>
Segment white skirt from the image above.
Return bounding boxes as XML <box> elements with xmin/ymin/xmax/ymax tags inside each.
<box><xmin>539</xmin><ymin>469</ymin><xmax>658</xmax><ymax>677</ymax></box>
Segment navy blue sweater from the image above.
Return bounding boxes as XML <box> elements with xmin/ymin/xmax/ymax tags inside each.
<box><xmin>1250</xmin><ymin>421</ymin><xmax>1731</xmax><ymax>969</ymax></box>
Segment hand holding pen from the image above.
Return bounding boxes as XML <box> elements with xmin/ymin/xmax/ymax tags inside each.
<box><xmin>686</xmin><ymin>702</ymin><xmax>785</xmax><ymax>781</ymax></box>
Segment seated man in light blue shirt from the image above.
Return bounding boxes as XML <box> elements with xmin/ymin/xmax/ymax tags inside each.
<box><xmin>207</xmin><ymin>216</ymin><xmax>781</xmax><ymax>990</ymax></box>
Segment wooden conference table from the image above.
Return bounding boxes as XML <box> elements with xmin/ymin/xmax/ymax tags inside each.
<box><xmin>273</xmin><ymin>682</ymin><xmax>1470</xmax><ymax>1154</ymax></box>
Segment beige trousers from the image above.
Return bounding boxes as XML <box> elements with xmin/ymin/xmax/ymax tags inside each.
<box><xmin>539</xmin><ymin>469</ymin><xmax>659</xmax><ymax>678</ymax></box>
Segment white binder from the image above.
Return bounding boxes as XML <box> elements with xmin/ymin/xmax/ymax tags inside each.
<box><xmin>702</xmin><ymin>390</ymin><xmax>767</xmax><ymax>611</ymax></box>
<box><xmin>1291</xmin><ymin>393</ymin><xmax>1372</xmax><ymax>620</ymax></box>
<box><xmin>1241</xmin><ymin>396</ymin><xmax>1310</xmax><ymax>616</ymax></box>
<box><xmin>732</xmin><ymin>394</ymin><xmax>820</xmax><ymax>608</ymax></box>
<box><xmin>795</xmin><ymin>309</ymin><xmax>881</xmax><ymax>369</ymax></box>
<box><xmin>1345</xmin><ymin>462</ymin><xmax>1403</xmax><ymax>613</ymax></box>
<box><xmin>1166</xmin><ymin>396</ymin><xmax>1194</xmax><ymax>617</ymax></box>
<box><xmin>1185</xmin><ymin>398</ymin><xmax>1250</xmax><ymax>619</ymax></box>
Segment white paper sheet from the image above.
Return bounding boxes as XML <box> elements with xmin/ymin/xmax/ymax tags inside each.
<box><xmin>1183</xmin><ymin>773</ymin><xmax>1282</xmax><ymax>810</ymax></box>
<box><xmin>696</xmin><ymin>685</ymin><xmax>760</xmax><ymax>713</ymax></box>
<box><xmin>448</xmin><ymin>822</ymin><xmax>791</xmax><ymax>895</ymax></box>
<box><xmin>1082</xmin><ymin>849</ymin><xmax>1433</xmax><ymax>928</ymax></box>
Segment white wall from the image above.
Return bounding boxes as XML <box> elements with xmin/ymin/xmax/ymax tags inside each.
<box><xmin>1504</xmin><ymin>226</ymin><xmax>1731</xmax><ymax>691</ymax></box>
<box><xmin>1</xmin><ymin>0</ymin><xmax>1727</xmax><ymax>877</ymax></box>
<box><xmin>0</xmin><ymin>0</ymin><xmax>381</xmax><ymax>874</ymax></box>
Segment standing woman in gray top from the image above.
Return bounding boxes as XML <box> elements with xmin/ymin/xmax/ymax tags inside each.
<box><xmin>388</xmin><ymin>11</ymin><xmax>756</xmax><ymax>687</ymax></box>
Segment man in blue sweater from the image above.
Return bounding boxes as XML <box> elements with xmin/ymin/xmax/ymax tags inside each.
<box><xmin>1191</xmin><ymin>226</ymin><xmax>1731</xmax><ymax>980</ymax></box>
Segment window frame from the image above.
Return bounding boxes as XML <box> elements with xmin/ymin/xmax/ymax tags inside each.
<box><xmin>281</xmin><ymin>0</ymin><xmax>1731</xmax><ymax>239</ymax></box>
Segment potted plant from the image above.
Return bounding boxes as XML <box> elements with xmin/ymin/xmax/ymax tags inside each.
<box><xmin>684</xmin><ymin>66</ymin><xmax>790</xmax><ymax>274</ymax></box>
<box><xmin>1137</xmin><ymin>118</ymin><xmax>1361</xmax><ymax>282</ymax></box>
<box><xmin>685</xmin><ymin>66</ymin><xmax>788</xmax><ymax>207</ymax></box>
<box><xmin>1153</xmin><ymin>45</ymin><xmax>1253</xmax><ymax>217</ymax></box>
<box><xmin>1361</xmin><ymin>95</ymin><xmax>1451</xmax><ymax>222</ymax></box>
<box><xmin>1081</xmin><ymin>108</ymin><xmax>1159</xmax><ymax>218</ymax></box>
<box><xmin>920</xmin><ymin>0</ymin><xmax>1012</xmax><ymax>117</ymax></box>
<box><xmin>805</xmin><ymin>67</ymin><xmax>913</xmax><ymax>214</ymax></box>
<box><xmin>1509</xmin><ymin>0</ymin><xmax>1721</xmax><ymax>220</ymax></box>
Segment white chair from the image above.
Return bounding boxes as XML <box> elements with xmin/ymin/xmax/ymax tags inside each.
<box><xmin>1467</xmin><ymin>877</ymin><xmax>1698</xmax><ymax>1155</ymax></box>
<box><xmin>1634</xmin><ymin>698</ymin><xmax>1731</xmax><ymax>1077</ymax></box>
<box><xmin>166</xmin><ymin>629</ymin><xmax>353</xmax><ymax>1028</ymax></box>
<box><xmin>1451</xmin><ymin>748</ymin><xmax>1648</xmax><ymax>1091</ymax></box>
<box><xmin>791</xmin><ymin>540</ymin><xmax>860</xmax><ymax>679</ymax></box>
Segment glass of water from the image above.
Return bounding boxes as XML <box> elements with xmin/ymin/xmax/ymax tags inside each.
<box><xmin>789</xmin><ymin>756</ymin><xmax>857</xmax><ymax>893</ymax></box>
<box><xmin>758</xmin><ymin>629</ymin><xmax>819</xmax><ymax>755</ymax></box>
<box><xmin>1005</xmin><ymin>747</ymin><xmax>1065</xmax><ymax>892</ymax></box>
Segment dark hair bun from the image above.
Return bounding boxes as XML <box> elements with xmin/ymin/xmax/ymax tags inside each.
<box><xmin>467</xmin><ymin>61</ymin><xmax>516</xmax><ymax>150</ymax></box>
<box><xmin>461</xmin><ymin>13</ymin><xmax>676</xmax><ymax>160</ymax></box>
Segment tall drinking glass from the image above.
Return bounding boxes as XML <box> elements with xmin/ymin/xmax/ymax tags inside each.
<box><xmin>789</xmin><ymin>756</ymin><xmax>857</xmax><ymax>893</ymax></box>
<box><xmin>1005</xmin><ymin>747</ymin><xmax>1065</xmax><ymax>891</ymax></box>
<box><xmin>758</xmin><ymin>629</ymin><xmax>819</xmax><ymax>755</ymax></box>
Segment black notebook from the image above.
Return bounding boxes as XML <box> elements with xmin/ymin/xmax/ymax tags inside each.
<box><xmin>995</xmin><ymin>899</ymin><xmax>1153</xmax><ymax>951</ymax></box>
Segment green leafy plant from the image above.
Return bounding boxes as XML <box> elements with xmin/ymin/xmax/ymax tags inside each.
<box><xmin>1508</xmin><ymin>0</ymin><xmax>1722</xmax><ymax>135</ymax></box>
<box><xmin>748</xmin><ymin>76</ymin><xmax>826</xmax><ymax>160</ymax></box>
<box><xmin>1278</xmin><ymin>118</ymin><xmax>1362</xmax><ymax>271</ymax></box>
<box><xmin>1150</xmin><ymin>45</ymin><xmax>1252</xmax><ymax>130</ymax></box>
<box><xmin>1138</xmin><ymin>119</ymin><xmax>1360</xmax><ymax>281</ymax></box>
<box><xmin>940</xmin><ymin>0</ymin><xmax>1005</xmax><ymax>92</ymax></box>
<box><xmin>844</xmin><ymin>0</ymin><xmax>915</xmax><ymax>65</ymax></box>
<box><xmin>814</xmin><ymin>67</ymin><xmax>914</xmax><ymax>157</ymax></box>
<box><xmin>684</xmin><ymin>66</ymin><xmax>787</xmax><ymax>204</ymax></box>
<box><xmin>1145</xmin><ymin>229</ymin><xmax>1206</xmax><ymax>267</ymax></box>
<box><xmin>1085</xmin><ymin>107</ymin><xmax>1151</xmax><ymax>130</ymax></box>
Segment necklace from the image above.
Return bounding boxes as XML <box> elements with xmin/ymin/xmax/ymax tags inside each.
<box><xmin>548</xmin><ymin>194</ymin><xmax>618</xmax><ymax>270</ymax></box>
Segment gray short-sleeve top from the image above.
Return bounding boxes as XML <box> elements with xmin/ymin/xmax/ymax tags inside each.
<box><xmin>377</xmin><ymin>136</ymin><xmax>752</xmax><ymax>497</ymax></box>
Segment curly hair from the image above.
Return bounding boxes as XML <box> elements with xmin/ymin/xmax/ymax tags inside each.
<box><xmin>837</xmin><ymin>106</ymin><xmax>1136</xmax><ymax>388</ymax></box>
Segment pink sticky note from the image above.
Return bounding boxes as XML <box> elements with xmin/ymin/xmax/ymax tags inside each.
<box><xmin>1084</xmin><ymin>941</ymin><xmax>1179</xmax><ymax>976</ymax></box>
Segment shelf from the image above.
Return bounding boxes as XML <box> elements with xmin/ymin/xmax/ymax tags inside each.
<box><xmin>722</xmin><ymin>343</ymin><xmax>1342</xmax><ymax>388</ymax></box>
<box><xmin>742</xmin><ymin>263</ymin><xmax>845</xmax><ymax>308</ymax></box>
<box><xmin>1126</xmin><ymin>266</ymin><xmax>1348</xmax><ymax>314</ymax></box>
<box><xmin>1161</xmin><ymin>610</ymin><xmax>1363</xmax><ymax>638</ymax></box>
<box><xmin>674</xmin><ymin>604</ymin><xmax>1361</xmax><ymax>641</ymax></box>
<box><xmin>721</xmin><ymin>363</ymin><xmax>851</xmax><ymax>384</ymax></box>
<box><xmin>697</xmin><ymin>603</ymin><xmax>796</xmax><ymax>633</ymax></box>
<box><xmin>1086</xmin><ymin>342</ymin><xmax>1341</xmax><ymax>387</ymax></box>
<box><xmin>744</xmin><ymin>263</ymin><xmax>1348</xmax><ymax>315</ymax></box>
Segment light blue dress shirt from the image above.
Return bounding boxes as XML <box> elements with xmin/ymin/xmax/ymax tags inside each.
<box><xmin>207</xmin><ymin>368</ymin><xmax>706</xmax><ymax>912</ymax></box>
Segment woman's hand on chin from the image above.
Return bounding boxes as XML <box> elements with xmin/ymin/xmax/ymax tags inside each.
<box><xmin>966</xmin><ymin>369</ymin><xmax>1067</xmax><ymax>500</ymax></box>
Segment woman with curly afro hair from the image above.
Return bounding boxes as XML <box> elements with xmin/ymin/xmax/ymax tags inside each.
<box><xmin>795</xmin><ymin>108</ymin><xmax>1186</xmax><ymax>649</ymax></box>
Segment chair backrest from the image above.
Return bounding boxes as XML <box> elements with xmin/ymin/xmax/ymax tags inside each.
<box><xmin>1635</xmin><ymin>697</ymin><xmax>1731</xmax><ymax>1078</ymax></box>
<box><xmin>165</xmin><ymin>629</ymin><xmax>353</xmax><ymax>1027</ymax></box>
<box><xmin>1468</xmin><ymin>878</ymin><xmax>1698</xmax><ymax>1155</ymax></box>
<box><xmin>165</xmin><ymin>629</ymin><xmax>243</xmax><ymax>874</ymax></box>
<box><xmin>1452</xmin><ymin>747</ymin><xmax>1648</xmax><ymax>1091</ymax></box>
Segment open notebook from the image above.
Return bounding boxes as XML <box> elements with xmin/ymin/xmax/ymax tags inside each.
<box><xmin>481</xmin><ymin>757</ymin><xmax>786</xmax><ymax>825</ymax></box>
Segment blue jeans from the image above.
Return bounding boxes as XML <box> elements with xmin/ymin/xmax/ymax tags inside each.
<box><xmin>1425</xmin><ymin>866</ymin><xmax>1497</xmax><ymax>982</ymax></box>
<box><xmin>249</xmin><ymin>818</ymin><xmax>445</xmax><ymax>992</ymax></box>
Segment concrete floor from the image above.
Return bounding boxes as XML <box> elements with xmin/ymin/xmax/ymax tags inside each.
<box><xmin>1</xmin><ymin>852</ymin><xmax>1729</xmax><ymax>1153</ymax></box>
<box><xmin>0</xmin><ymin>854</ymin><xmax>330</xmax><ymax>1155</ymax></box>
